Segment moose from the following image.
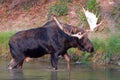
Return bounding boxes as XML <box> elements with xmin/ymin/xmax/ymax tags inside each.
<box><xmin>8</xmin><ymin>8</ymin><xmax>103</xmax><ymax>70</ymax></box>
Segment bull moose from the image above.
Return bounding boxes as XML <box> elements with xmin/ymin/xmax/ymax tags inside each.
<box><xmin>8</xmin><ymin>7</ymin><xmax>104</xmax><ymax>70</ymax></box>
<box><xmin>8</xmin><ymin>17</ymin><xmax>95</xmax><ymax>70</ymax></box>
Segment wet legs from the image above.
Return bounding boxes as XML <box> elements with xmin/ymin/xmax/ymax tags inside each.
<box><xmin>63</xmin><ymin>53</ymin><xmax>70</xmax><ymax>70</ymax></box>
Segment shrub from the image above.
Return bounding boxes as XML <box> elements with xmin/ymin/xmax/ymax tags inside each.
<box><xmin>49</xmin><ymin>0</ymin><xmax>68</xmax><ymax>16</ymax></box>
<box><xmin>80</xmin><ymin>52</ymin><xmax>91</xmax><ymax>64</ymax></box>
<box><xmin>107</xmin><ymin>35</ymin><xmax>120</xmax><ymax>54</ymax></box>
<box><xmin>0</xmin><ymin>31</ymin><xmax>15</xmax><ymax>55</ymax></box>
<box><xmin>110</xmin><ymin>5</ymin><xmax>120</xmax><ymax>30</ymax></box>
<box><xmin>91</xmin><ymin>34</ymin><xmax>120</xmax><ymax>64</ymax></box>
<box><xmin>92</xmin><ymin>38</ymin><xmax>106</xmax><ymax>52</ymax></box>
<box><xmin>86</xmin><ymin>0</ymin><xmax>99</xmax><ymax>13</ymax></box>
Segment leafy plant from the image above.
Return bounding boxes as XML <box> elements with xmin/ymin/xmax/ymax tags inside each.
<box><xmin>21</xmin><ymin>0</ymin><xmax>38</xmax><ymax>10</ymax></box>
<box><xmin>106</xmin><ymin>35</ymin><xmax>120</xmax><ymax>54</ymax></box>
<box><xmin>80</xmin><ymin>52</ymin><xmax>91</xmax><ymax>64</ymax></box>
<box><xmin>102</xmin><ymin>34</ymin><xmax>120</xmax><ymax>63</ymax></box>
<box><xmin>110</xmin><ymin>5</ymin><xmax>120</xmax><ymax>28</ymax></box>
<box><xmin>86</xmin><ymin>0</ymin><xmax>99</xmax><ymax>13</ymax></box>
<box><xmin>59</xmin><ymin>0</ymin><xmax>71</xmax><ymax>3</ymax></box>
<box><xmin>76</xmin><ymin>10</ymin><xmax>87</xmax><ymax>27</ymax></box>
<box><xmin>49</xmin><ymin>0</ymin><xmax>68</xmax><ymax>16</ymax></box>
<box><xmin>92</xmin><ymin>38</ymin><xmax>106</xmax><ymax>52</ymax></box>
<box><xmin>105</xmin><ymin>51</ymin><xmax>111</xmax><ymax>64</ymax></box>
<box><xmin>91</xmin><ymin>34</ymin><xmax>120</xmax><ymax>64</ymax></box>
<box><xmin>0</xmin><ymin>31</ymin><xmax>15</xmax><ymax>54</ymax></box>
<box><xmin>68</xmin><ymin>48</ymin><xmax>91</xmax><ymax>64</ymax></box>
<box><xmin>66</xmin><ymin>0</ymin><xmax>72</xmax><ymax>2</ymax></box>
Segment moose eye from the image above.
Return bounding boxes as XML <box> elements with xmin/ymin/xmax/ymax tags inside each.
<box><xmin>78</xmin><ymin>32</ymin><xmax>82</xmax><ymax>35</ymax></box>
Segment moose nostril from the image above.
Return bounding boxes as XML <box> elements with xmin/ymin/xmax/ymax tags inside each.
<box><xmin>91</xmin><ymin>47</ymin><xmax>94</xmax><ymax>52</ymax></box>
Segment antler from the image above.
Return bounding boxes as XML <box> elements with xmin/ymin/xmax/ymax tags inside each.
<box><xmin>53</xmin><ymin>17</ymin><xmax>63</xmax><ymax>30</ymax></box>
<box><xmin>83</xmin><ymin>7</ymin><xmax>104</xmax><ymax>32</ymax></box>
<box><xmin>53</xmin><ymin>16</ymin><xmax>84</xmax><ymax>39</ymax></box>
<box><xmin>71</xmin><ymin>32</ymin><xmax>87</xmax><ymax>39</ymax></box>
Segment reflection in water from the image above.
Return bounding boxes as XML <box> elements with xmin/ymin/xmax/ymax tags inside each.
<box><xmin>0</xmin><ymin>61</ymin><xmax>120</xmax><ymax>80</ymax></box>
<box><xmin>8</xmin><ymin>69</ymin><xmax>25</xmax><ymax>80</ymax></box>
<box><xmin>51</xmin><ymin>71</ymin><xmax>57</xmax><ymax>80</ymax></box>
<box><xmin>8</xmin><ymin>69</ymin><xmax>71</xmax><ymax>80</ymax></box>
<box><xmin>51</xmin><ymin>70</ymin><xmax>71</xmax><ymax>80</ymax></box>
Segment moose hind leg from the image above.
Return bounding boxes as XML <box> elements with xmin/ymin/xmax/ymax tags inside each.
<box><xmin>8</xmin><ymin>58</ymin><xmax>24</xmax><ymax>70</ymax></box>
<box><xmin>63</xmin><ymin>53</ymin><xmax>70</xmax><ymax>70</ymax></box>
<box><xmin>8</xmin><ymin>59</ymin><xmax>17</xmax><ymax>69</ymax></box>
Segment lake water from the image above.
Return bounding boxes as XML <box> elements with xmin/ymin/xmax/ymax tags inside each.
<box><xmin>0</xmin><ymin>60</ymin><xmax>120</xmax><ymax>80</ymax></box>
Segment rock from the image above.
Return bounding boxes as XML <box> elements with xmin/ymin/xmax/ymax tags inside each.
<box><xmin>117</xmin><ymin>62</ymin><xmax>120</xmax><ymax>66</ymax></box>
<box><xmin>75</xmin><ymin>61</ymin><xmax>83</xmax><ymax>65</ymax></box>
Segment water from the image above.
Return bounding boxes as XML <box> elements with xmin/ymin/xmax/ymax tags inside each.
<box><xmin>0</xmin><ymin>60</ymin><xmax>120</xmax><ymax>80</ymax></box>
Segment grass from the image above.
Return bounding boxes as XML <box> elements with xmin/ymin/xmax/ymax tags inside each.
<box><xmin>92</xmin><ymin>38</ymin><xmax>106</xmax><ymax>53</ymax></box>
<box><xmin>91</xmin><ymin>33</ymin><xmax>120</xmax><ymax>63</ymax></box>
<box><xmin>49</xmin><ymin>0</ymin><xmax>68</xmax><ymax>16</ymax></box>
<box><xmin>110</xmin><ymin>4</ymin><xmax>120</xmax><ymax>24</ymax></box>
<box><xmin>0</xmin><ymin>31</ymin><xmax>15</xmax><ymax>55</ymax></box>
<box><xmin>106</xmin><ymin>34</ymin><xmax>120</xmax><ymax>54</ymax></box>
<box><xmin>86</xmin><ymin>0</ymin><xmax>99</xmax><ymax>12</ymax></box>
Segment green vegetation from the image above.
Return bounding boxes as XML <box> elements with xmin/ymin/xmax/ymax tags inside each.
<box><xmin>77</xmin><ymin>0</ymin><xmax>100</xmax><ymax>28</ymax></box>
<box><xmin>107</xmin><ymin>34</ymin><xmax>120</xmax><ymax>54</ymax></box>
<box><xmin>91</xmin><ymin>33</ymin><xmax>120</xmax><ymax>63</ymax></box>
<box><xmin>67</xmin><ymin>32</ymin><xmax>120</xmax><ymax>63</ymax></box>
<box><xmin>110</xmin><ymin>5</ymin><xmax>120</xmax><ymax>28</ymax></box>
<box><xmin>80</xmin><ymin>52</ymin><xmax>91</xmax><ymax>64</ymax></box>
<box><xmin>0</xmin><ymin>31</ymin><xmax>15</xmax><ymax>55</ymax></box>
<box><xmin>86</xmin><ymin>0</ymin><xmax>96</xmax><ymax>10</ymax></box>
<box><xmin>76</xmin><ymin>9</ymin><xmax>87</xmax><ymax>27</ymax></box>
<box><xmin>92</xmin><ymin>38</ymin><xmax>106</xmax><ymax>53</ymax></box>
<box><xmin>86</xmin><ymin>0</ymin><xmax>102</xmax><ymax>24</ymax></box>
<box><xmin>86</xmin><ymin>0</ymin><xmax>99</xmax><ymax>13</ymax></box>
<box><xmin>49</xmin><ymin>0</ymin><xmax>68</xmax><ymax>16</ymax></box>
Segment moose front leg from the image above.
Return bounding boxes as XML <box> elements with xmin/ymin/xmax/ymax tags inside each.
<box><xmin>51</xmin><ymin>53</ymin><xmax>59</xmax><ymax>70</ymax></box>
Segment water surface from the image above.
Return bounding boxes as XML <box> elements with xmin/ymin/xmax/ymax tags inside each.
<box><xmin>0</xmin><ymin>60</ymin><xmax>120</xmax><ymax>80</ymax></box>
